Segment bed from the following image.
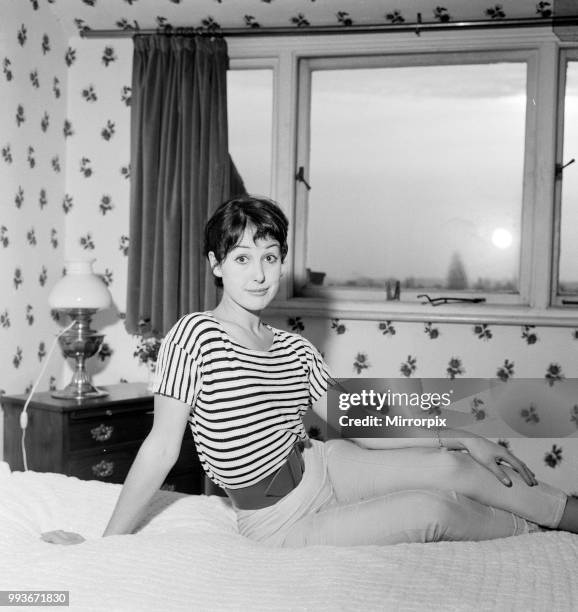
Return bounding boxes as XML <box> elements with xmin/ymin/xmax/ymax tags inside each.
<box><xmin>1</xmin><ymin>462</ymin><xmax>577</xmax><ymax>612</ymax></box>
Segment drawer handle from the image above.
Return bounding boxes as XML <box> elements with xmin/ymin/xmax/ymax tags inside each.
<box><xmin>92</xmin><ymin>460</ymin><xmax>114</xmax><ymax>478</ymax></box>
<box><xmin>90</xmin><ymin>424</ymin><xmax>114</xmax><ymax>442</ymax></box>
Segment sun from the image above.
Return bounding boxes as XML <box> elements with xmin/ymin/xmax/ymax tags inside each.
<box><xmin>491</xmin><ymin>228</ymin><xmax>513</xmax><ymax>249</ymax></box>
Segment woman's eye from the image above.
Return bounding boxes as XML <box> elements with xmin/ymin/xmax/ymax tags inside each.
<box><xmin>265</xmin><ymin>254</ymin><xmax>278</xmax><ymax>263</ymax></box>
<box><xmin>235</xmin><ymin>256</ymin><xmax>248</xmax><ymax>264</ymax></box>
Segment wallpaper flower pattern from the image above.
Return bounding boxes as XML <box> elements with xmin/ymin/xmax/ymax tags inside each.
<box><xmin>1</xmin><ymin>0</ymin><xmax>577</xmax><ymax>494</ymax></box>
<box><xmin>42</xmin><ymin>0</ymin><xmax>556</xmax><ymax>37</ymax></box>
<box><xmin>0</xmin><ymin>2</ymin><xmax>67</xmax><ymax>409</ymax></box>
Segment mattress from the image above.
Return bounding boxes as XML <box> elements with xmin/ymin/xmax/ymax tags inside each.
<box><xmin>1</xmin><ymin>462</ymin><xmax>577</xmax><ymax>611</ymax></box>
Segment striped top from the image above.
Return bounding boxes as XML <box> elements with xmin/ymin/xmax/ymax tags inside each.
<box><xmin>151</xmin><ymin>312</ymin><xmax>330</xmax><ymax>489</ymax></box>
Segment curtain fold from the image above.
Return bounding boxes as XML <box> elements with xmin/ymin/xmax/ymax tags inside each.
<box><xmin>126</xmin><ymin>35</ymin><xmax>245</xmax><ymax>336</ymax></box>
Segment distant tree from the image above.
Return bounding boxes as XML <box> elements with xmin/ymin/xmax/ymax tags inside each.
<box><xmin>473</xmin><ymin>277</ymin><xmax>486</xmax><ymax>291</ymax></box>
<box><xmin>446</xmin><ymin>252</ymin><xmax>469</xmax><ymax>290</ymax></box>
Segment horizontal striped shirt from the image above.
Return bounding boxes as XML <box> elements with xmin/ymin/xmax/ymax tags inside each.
<box><xmin>151</xmin><ymin>312</ymin><xmax>330</xmax><ymax>489</ymax></box>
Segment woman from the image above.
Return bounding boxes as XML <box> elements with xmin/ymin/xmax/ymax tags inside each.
<box><xmin>43</xmin><ymin>195</ymin><xmax>578</xmax><ymax>546</ymax></box>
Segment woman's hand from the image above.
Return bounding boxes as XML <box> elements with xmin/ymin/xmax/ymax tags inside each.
<box><xmin>40</xmin><ymin>530</ymin><xmax>86</xmax><ymax>545</ymax></box>
<box><xmin>459</xmin><ymin>437</ymin><xmax>538</xmax><ymax>487</ymax></box>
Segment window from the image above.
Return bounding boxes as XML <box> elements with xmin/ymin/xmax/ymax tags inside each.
<box><xmin>295</xmin><ymin>54</ymin><xmax>530</xmax><ymax>304</ymax></box>
<box><xmin>227</xmin><ymin>33</ymin><xmax>578</xmax><ymax>325</ymax></box>
<box><xmin>227</xmin><ymin>67</ymin><xmax>274</xmax><ymax>197</ymax></box>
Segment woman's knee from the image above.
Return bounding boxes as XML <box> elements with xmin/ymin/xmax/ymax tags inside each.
<box><xmin>398</xmin><ymin>489</ymin><xmax>467</xmax><ymax>541</ymax></box>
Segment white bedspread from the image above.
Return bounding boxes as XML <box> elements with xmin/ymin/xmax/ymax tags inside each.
<box><xmin>1</xmin><ymin>462</ymin><xmax>577</xmax><ymax>611</ymax></box>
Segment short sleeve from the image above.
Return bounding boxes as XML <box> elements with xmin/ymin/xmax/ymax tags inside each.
<box><xmin>151</xmin><ymin>329</ymin><xmax>202</xmax><ymax>407</ymax></box>
<box><xmin>302</xmin><ymin>337</ymin><xmax>331</xmax><ymax>403</ymax></box>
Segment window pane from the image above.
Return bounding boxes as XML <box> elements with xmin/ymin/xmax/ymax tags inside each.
<box><xmin>304</xmin><ymin>62</ymin><xmax>526</xmax><ymax>293</ymax></box>
<box><xmin>559</xmin><ymin>61</ymin><xmax>578</xmax><ymax>295</ymax></box>
<box><xmin>227</xmin><ymin>69</ymin><xmax>273</xmax><ymax>197</ymax></box>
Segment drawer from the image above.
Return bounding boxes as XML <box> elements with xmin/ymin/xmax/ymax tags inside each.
<box><xmin>68</xmin><ymin>445</ymin><xmax>140</xmax><ymax>484</ymax></box>
<box><xmin>68</xmin><ymin>411</ymin><xmax>153</xmax><ymax>451</ymax></box>
<box><xmin>68</xmin><ymin>439</ymin><xmax>199</xmax><ymax>486</ymax></box>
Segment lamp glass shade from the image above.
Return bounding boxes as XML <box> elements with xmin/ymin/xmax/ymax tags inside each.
<box><xmin>48</xmin><ymin>259</ymin><xmax>112</xmax><ymax>311</ymax></box>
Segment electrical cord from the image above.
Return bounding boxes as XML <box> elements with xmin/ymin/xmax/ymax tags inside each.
<box><xmin>19</xmin><ymin>320</ymin><xmax>76</xmax><ymax>471</ymax></box>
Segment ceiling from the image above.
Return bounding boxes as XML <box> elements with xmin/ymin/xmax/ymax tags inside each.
<box><xmin>45</xmin><ymin>0</ymin><xmax>557</xmax><ymax>38</ymax></box>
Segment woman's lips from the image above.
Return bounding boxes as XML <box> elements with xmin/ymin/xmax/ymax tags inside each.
<box><xmin>247</xmin><ymin>288</ymin><xmax>268</xmax><ymax>295</ymax></box>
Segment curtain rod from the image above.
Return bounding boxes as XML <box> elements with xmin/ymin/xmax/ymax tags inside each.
<box><xmin>80</xmin><ymin>15</ymin><xmax>578</xmax><ymax>39</ymax></box>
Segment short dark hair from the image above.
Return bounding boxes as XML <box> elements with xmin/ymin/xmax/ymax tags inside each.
<box><xmin>204</xmin><ymin>195</ymin><xmax>289</xmax><ymax>287</ymax></box>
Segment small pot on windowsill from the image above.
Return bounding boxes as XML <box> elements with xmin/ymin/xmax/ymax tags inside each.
<box><xmin>306</xmin><ymin>268</ymin><xmax>326</xmax><ymax>286</ymax></box>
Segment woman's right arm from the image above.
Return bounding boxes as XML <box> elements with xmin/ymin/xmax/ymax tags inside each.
<box><xmin>41</xmin><ymin>394</ymin><xmax>190</xmax><ymax>544</ymax></box>
<box><xmin>102</xmin><ymin>394</ymin><xmax>191</xmax><ymax>536</ymax></box>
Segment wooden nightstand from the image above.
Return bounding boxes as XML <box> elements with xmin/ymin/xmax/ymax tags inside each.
<box><xmin>1</xmin><ymin>382</ymin><xmax>204</xmax><ymax>494</ymax></box>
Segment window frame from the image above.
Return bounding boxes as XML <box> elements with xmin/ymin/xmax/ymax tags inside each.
<box><xmin>552</xmin><ymin>47</ymin><xmax>578</xmax><ymax>307</ymax></box>
<box><xmin>294</xmin><ymin>50</ymin><xmax>535</xmax><ymax>307</ymax></box>
<box><xmin>227</xmin><ymin>29</ymin><xmax>578</xmax><ymax>327</ymax></box>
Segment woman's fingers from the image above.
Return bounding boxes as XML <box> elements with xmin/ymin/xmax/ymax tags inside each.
<box><xmin>499</xmin><ymin>453</ymin><xmax>538</xmax><ymax>486</ymax></box>
<box><xmin>483</xmin><ymin>461</ymin><xmax>512</xmax><ymax>486</ymax></box>
<box><xmin>466</xmin><ymin>437</ymin><xmax>538</xmax><ymax>487</ymax></box>
<box><xmin>40</xmin><ymin>530</ymin><xmax>85</xmax><ymax>545</ymax></box>
<box><xmin>484</xmin><ymin>455</ymin><xmax>538</xmax><ymax>488</ymax></box>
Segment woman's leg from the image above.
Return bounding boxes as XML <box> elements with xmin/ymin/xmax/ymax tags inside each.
<box><xmin>325</xmin><ymin>440</ymin><xmax>567</xmax><ymax>529</ymax></box>
<box><xmin>282</xmin><ymin>488</ymin><xmax>536</xmax><ymax>547</ymax></box>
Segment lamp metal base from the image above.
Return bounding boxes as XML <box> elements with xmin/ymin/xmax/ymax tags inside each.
<box><xmin>51</xmin><ymin>381</ymin><xmax>109</xmax><ymax>401</ymax></box>
<box><xmin>52</xmin><ymin>309</ymin><xmax>109</xmax><ymax>401</ymax></box>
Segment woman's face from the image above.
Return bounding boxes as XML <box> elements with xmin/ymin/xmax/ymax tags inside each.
<box><xmin>209</xmin><ymin>225</ymin><xmax>283</xmax><ymax>312</ymax></box>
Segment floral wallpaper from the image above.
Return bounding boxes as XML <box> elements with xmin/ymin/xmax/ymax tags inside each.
<box><xmin>45</xmin><ymin>0</ymin><xmax>555</xmax><ymax>37</ymax></box>
<box><xmin>62</xmin><ymin>35</ymin><xmax>136</xmax><ymax>391</ymax></box>
<box><xmin>294</xmin><ymin>317</ymin><xmax>578</xmax><ymax>493</ymax></box>
<box><xmin>1</xmin><ymin>0</ymin><xmax>578</xmax><ymax>496</ymax></box>
<box><xmin>0</xmin><ymin>0</ymin><xmax>68</xmax><ymax>454</ymax></box>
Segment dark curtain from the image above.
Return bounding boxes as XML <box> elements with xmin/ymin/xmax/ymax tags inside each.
<box><xmin>126</xmin><ymin>35</ymin><xmax>245</xmax><ymax>336</ymax></box>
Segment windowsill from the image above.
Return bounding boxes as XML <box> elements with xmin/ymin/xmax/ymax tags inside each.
<box><xmin>266</xmin><ymin>297</ymin><xmax>578</xmax><ymax>327</ymax></box>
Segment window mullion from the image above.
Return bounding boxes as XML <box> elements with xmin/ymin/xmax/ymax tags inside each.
<box><xmin>528</xmin><ymin>41</ymin><xmax>559</xmax><ymax>309</ymax></box>
<box><xmin>552</xmin><ymin>48</ymin><xmax>568</xmax><ymax>306</ymax></box>
<box><xmin>291</xmin><ymin>58</ymin><xmax>312</xmax><ymax>298</ymax></box>
<box><xmin>273</xmin><ymin>49</ymin><xmax>299</xmax><ymax>302</ymax></box>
